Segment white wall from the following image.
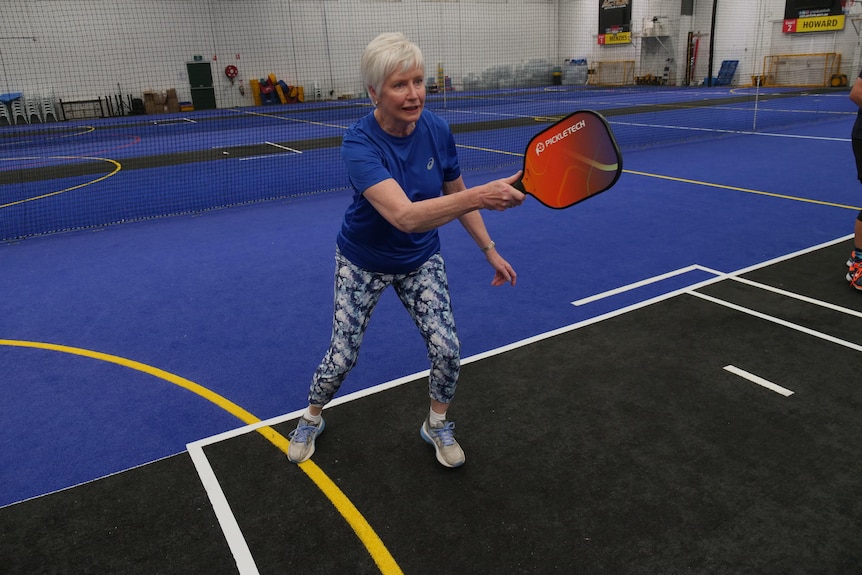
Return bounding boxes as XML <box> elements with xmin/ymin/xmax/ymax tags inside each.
<box><xmin>690</xmin><ymin>0</ymin><xmax>861</xmax><ymax>85</ymax></box>
<box><xmin>1</xmin><ymin>0</ymin><xmax>860</xmax><ymax>110</ymax></box>
<box><xmin>560</xmin><ymin>0</ymin><xmax>861</xmax><ymax>85</ymax></box>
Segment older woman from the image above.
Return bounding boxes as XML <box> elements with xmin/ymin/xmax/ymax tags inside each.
<box><xmin>288</xmin><ymin>32</ymin><xmax>525</xmax><ymax>468</ymax></box>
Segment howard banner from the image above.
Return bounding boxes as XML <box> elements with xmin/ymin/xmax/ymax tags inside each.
<box><xmin>598</xmin><ymin>0</ymin><xmax>632</xmax><ymax>45</ymax></box>
<box><xmin>783</xmin><ymin>0</ymin><xmax>845</xmax><ymax>33</ymax></box>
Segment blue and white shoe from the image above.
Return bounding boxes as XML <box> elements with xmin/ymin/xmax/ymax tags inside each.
<box><xmin>420</xmin><ymin>416</ymin><xmax>465</xmax><ymax>468</ymax></box>
<box><xmin>287</xmin><ymin>416</ymin><xmax>325</xmax><ymax>463</ymax></box>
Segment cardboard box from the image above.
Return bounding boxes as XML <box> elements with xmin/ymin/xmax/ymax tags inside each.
<box><xmin>143</xmin><ymin>89</ymin><xmax>175</xmax><ymax>114</ymax></box>
<box><xmin>165</xmin><ymin>88</ymin><xmax>179</xmax><ymax>113</ymax></box>
<box><xmin>143</xmin><ymin>91</ymin><xmax>157</xmax><ymax>115</ymax></box>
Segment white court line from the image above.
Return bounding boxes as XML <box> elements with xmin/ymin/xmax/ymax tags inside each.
<box><xmin>572</xmin><ymin>264</ymin><xmax>708</xmax><ymax>306</ymax></box>
<box><xmin>152</xmin><ymin>117</ymin><xmax>197</xmax><ymax>125</ymax></box>
<box><xmin>724</xmin><ymin>234</ymin><xmax>852</xmax><ymax>277</ymax></box>
<box><xmin>724</xmin><ymin>365</ymin><xmax>794</xmax><ymax>397</ymax></box>
<box><xmin>728</xmin><ymin>275</ymin><xmax>862</xmax><ymax>319</ymax></box>
<box><xmin>265</xmin><ymin>141</ymin><xmax>302</xmax><ymax>153</ymax></box>
<box><xmin>610</xmin><ymin>121</ymin><xmax>851</xmax><ymax>142</ymax></box>
<box><xmin>235</xmin><ymin>142</ymin><xmax>303</xmax><ymax>161</ymax></box>
<box><xmin>689</xmin><ymin>290</ymin><xmax>862</xmax><ymax>353</ymax></box>
<box><xmin>187</xmin><ymin>444</ymin><xmax>260</xmax><ymax>575</ymax></box>
<box><xmin>571</xmin><ymin>236</ymin><xmax>862</xmax><ymax>321</ymax></box>
<box><xmin>229</xmin><ymin>107</ymin><xmax>348</xmax><ymax>130</ymax></box>
<box><xmin>571</xmin><ymin>236</ymin><xmax>856</xmax><ymax>308</ymax></box>
<box><xmin>239</xmin><ymin>155</ymin><xmax>300</xmax><ymax>162</ymax></box>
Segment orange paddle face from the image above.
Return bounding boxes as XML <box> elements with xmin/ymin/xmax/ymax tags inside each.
<box><xmin>516</xmin><ymin>110</ymin><xmax>622</xmax><ymax>209</ymax></box>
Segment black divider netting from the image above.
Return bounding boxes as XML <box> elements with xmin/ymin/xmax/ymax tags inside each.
<box><xmin>1</xmin><ymin>0</ymin><xmax>858</xmax><ymax>240</ymax></box>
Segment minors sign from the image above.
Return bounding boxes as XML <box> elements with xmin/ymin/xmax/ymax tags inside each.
<box><xmin>598</xmin><ymin>0</ymin><xmax>632</xmax><ymax>45</ymax></box>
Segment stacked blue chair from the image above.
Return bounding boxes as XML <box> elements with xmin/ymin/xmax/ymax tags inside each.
<box><xmin>0</xmin><ymin>92</ymin><xmax>22</xmax><ymax>125</ymax></box>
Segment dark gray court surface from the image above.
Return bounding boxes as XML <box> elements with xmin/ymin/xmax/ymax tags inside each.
<box><xmin>2</xmin><ymin>240</ymin><xmax>860</xmax><ymax>575</ymax></box>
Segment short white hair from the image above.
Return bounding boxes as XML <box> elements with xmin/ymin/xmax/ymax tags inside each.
<box><xmin>361</xmin><ymin>32</ymin><xmax>425</xmax><ymax>103</ymax></box>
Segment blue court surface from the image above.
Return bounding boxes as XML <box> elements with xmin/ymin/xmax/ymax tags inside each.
<box><xmin>1</xmin><ymin>86</ymin><xmax>861</xmax><ymax>573</ymax></box>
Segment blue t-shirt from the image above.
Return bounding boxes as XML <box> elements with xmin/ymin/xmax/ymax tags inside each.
<box><xmin>337</xmin><ymin>110</ymin><xmax>461</xmax><ymax>273</ymax></box>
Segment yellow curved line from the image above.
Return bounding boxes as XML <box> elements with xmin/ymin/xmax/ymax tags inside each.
<box><xmin>533</xmin><ymin>115</ymin><xmax>564</xmax><ymax>123</ymax></box>
<box><xmin>0</xmin><ymin>338</ymin><xmax>403</xmax><ymax>575</ymax></box>
<box><xmin>0</xmin><ymin>156</ymin><xmax>122</xmax><ymax>209</ymax></box>
<box><xmin>623</xmin><ymin>169</ymin><xmax>862</xmax><ymax>211</ymax></box>
<box><xmin>36</xmin><ymin>125</ymin><xmax>98</xmax><ymax>138</ymax></box>
<box><xmin>54</xmin><ymin>126</ymin><xmax>97</xmax><ymax>138</ymax></box>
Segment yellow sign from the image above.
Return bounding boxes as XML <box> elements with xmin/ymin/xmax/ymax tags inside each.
<box><xmin>598</xmin><ymin>31</ymin><xmax>632</xmax><ymax>45</ymax></box>
<box><xmin>783</xmin><ymin>14</ymin><xmax>845</xmax><ymax>33</ymax></box>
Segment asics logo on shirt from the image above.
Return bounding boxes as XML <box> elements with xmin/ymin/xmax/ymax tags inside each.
<box><xmin>427</xmin><ymin>157</ymin><xmax>435</xmax><ymax>170</ymax></box>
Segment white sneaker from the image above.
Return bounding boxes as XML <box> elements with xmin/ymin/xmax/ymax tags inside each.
<box><xmin>420</xmin><ymin>416</ymin><xmax>465</xmax><ymax>468</ymax></box>
<box><xmin>287</xmin><ymin>417</ymin><xmax>325</xmax><ymax>463</ymax></box>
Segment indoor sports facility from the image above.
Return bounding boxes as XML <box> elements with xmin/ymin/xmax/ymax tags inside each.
<box><xmin>2</xmin><ymin>0</ymin><xmax>862</xmax><ymax>572</ymax></box>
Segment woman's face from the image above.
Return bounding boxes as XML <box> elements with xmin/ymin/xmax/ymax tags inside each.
<box><xmin>373</xmin><ymin>64</ymin><xmax>425</xmax><ymax>129</ymax></box>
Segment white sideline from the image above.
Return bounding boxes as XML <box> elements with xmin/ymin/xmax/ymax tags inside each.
<box><xmin>187</xmin><ymin>444</ymin><xmax>260</xmax><ymax>575</ymax></box>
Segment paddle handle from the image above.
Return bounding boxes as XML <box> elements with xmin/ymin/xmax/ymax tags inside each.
<box><xmin>512</xmin><ymin>178</ymin><xmax>526</xmax><ymax>194</ymax></box>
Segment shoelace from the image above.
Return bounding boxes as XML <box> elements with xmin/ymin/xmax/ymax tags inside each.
<box><xmin>432</xmin><ymin>422</ymin><xmax>457</xmax><ymax>446</ymax></box>
<box><xmin>289</xmin><ymin>423</ymin><xmax>318</xmax><ymax>443</ymax></box>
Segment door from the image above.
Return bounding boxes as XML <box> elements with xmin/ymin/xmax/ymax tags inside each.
<box><xmin>187</xmin><ymin>62</ymin><xmax>216</xmax><ymax>110</ymax></box>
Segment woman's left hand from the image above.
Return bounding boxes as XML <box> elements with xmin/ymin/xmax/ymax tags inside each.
<box><xmin>485</xmin><ymin>250</ymin><xmax>517</xmax><ymax>286</ymax></box>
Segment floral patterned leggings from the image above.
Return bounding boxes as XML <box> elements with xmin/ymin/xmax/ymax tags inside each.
<box><xmin>308</xmin><ymin>249</ymin><xmax>461</xmax><ymax>407</ymax></box>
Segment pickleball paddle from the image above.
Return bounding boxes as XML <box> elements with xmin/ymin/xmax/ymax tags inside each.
<box><xmin>513</xmin><ymin>110</ymin><xmax>622</xmax><ymax>209</ymax></box>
